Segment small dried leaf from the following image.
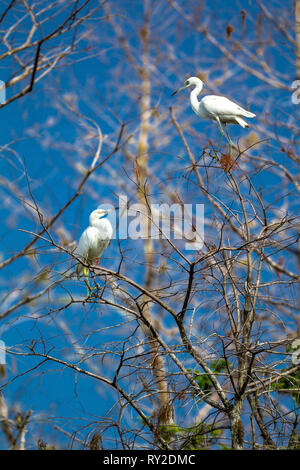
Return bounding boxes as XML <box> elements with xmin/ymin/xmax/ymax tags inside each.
<box><xmin>220</xmin><ymin>152</ymin><xmax>239</xmax><ymax>172</ymax></box>
<box><xmin>241</xmin><ymin>9</ymin><xmax>246</xmax><ymax>30</ymax></box>
<box><xmin>226</xmin><ymin>24</ymin><xmax>234</xmax><ymax>38</ymax></box>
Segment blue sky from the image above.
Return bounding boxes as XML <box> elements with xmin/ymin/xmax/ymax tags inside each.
<box><xmin>0</xmin><ymin>0</ymin><xmax>299</xmax><ymax>449</ymax></box>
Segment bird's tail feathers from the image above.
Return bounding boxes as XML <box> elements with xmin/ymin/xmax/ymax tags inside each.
<box><xmin>241</xmin><ymin>110</ymin><xmax>256</xmax><ymax>118</ymax></box>
<box><xmin>235</xmin><ymin>116</ymin><xmax>249</xmax><ymax>128</ymax></box>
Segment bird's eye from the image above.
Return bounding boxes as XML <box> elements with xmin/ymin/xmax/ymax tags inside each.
<box><xmin>185</xmin><ymin>80</ymin><xmax>189</xmax><ymax>86</ymax></box>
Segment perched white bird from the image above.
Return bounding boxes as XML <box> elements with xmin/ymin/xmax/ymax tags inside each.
<box><xmin>76</xmin><ymin>208</ymin><xmax>113</xmax><ymax>277</ymax></box>
<box><xmin>172</xmin><ymin>76</ymin><xmax>255</xmax><ymax>153</ymax></box>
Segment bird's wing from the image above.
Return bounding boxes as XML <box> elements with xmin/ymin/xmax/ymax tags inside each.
<box><xmin>76</xmin><ymin>227</ymin><xmax>98</xmax><ymax>259</ymax></box>
<box><xmin>95</xmin><ymin>234</ymin><xmax>111</xmax><ymax>258</ymax></box>
<box><xmin>78</xmin><ymin>226</ymin><xmax>112</xmax><ymax>260</ymax></box>
<box><xmin>201</xmin><ymin>95</ymin><xmax>255</xmax><ymax>118</ymax></box>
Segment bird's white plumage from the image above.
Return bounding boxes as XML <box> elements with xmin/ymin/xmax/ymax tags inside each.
<box><xmin>173</xmin><ymin>76</ymin><xmax>255</xmax><ymax>128</ymax></box>
<box><xmin>199</xmin><ymin>95</ymin><xmax>255</xmax><ymax>123</ymax></box>
<box><xmin>76</xmin><ymin>209</ymin><xmax>113</xmax><ymax>276</ymax></box>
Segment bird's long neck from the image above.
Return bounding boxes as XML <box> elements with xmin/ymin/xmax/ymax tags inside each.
<box><xmin>190</xmin><ymin>83</ymin><xmax>203</xmax><ymax>114</ymax></box>
<box><xmin>90</xmin><ymin>214</ymin><xmax>99</xmax><ymax>227</ymax></box>
<box><xmin>90</xmin><ymin>215</ymin><xmax>106</xmax><ymax>228</ymax></box>
<box><xmin>90</xmin><ymin>215</ymin><xmax>112</xmax><ymax>235</ymax></box>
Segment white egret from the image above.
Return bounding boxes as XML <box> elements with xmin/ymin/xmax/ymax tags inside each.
<box><xmin>172</xmin><ymin>76</ymin><xmax>255</xmax><ymax>155</ymax></box>
<box><xmin>76</xmin><ymin>209</ymin><xmax>113</xmax><ymax>286</ymax></box>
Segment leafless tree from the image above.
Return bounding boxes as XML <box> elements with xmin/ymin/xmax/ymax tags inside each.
<box><xmin>0</xmin><ymin>0</ymin><xmax>299</xmax><ymax>450</ymax></box>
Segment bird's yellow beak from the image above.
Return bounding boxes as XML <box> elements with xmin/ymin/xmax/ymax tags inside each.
<box><xmin>99</xmin><ymin>208</ymin><xmax>114</xmax><ymax>214</ymax></box>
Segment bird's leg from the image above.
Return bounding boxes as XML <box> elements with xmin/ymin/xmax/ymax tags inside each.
<box><xmin>94</xmin><ymin>259</ymin><xmax>101</xmax><ymax>290</ymax></box>
<box><xmin>216</xmin><ymin>133</ymin><xmax>223</xmax><ymax>151</ymax></box>
<box><xmin>83</xmin><ymin>266</ymin><xmax>90</xmax><ymax>297</ymax></box>
<box><xmin>85</xmin><ymin>259</ymin><xmax>103</xmax><ymax>297</ymax></box>
<box><xmin>90</xmin><ymin>258</ymin><xmax>101</xmax><ymax>294</ymax></box>
<box><xmin>83</xmin><ymin>266</ymin><xmax>94</xmax><ymax>298</ymax></box>
<box><xmin>215</xmin><ymin>117</ymin><xmax>225</xmax><ymax>157</ymax></box>
<box><xmin>224</xmin><ymin>124</ymin><xmax>233</xmax><ymax>158</ymax></box>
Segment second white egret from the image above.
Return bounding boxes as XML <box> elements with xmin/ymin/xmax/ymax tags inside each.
<box><xmin>76</xmin><ymin>208</ymin><xmax>113</xmax><ymax>283</ymax></box>
<box><xmin>172</xmin><ymin>76</ymin><xmax>255</xmax><ymax>155</ymax></box>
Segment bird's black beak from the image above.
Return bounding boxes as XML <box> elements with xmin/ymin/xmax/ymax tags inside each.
<box><xmin>171</xmin><ymin>85</ymin><xmax>187</xmax><ymax>97</ymax></box>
